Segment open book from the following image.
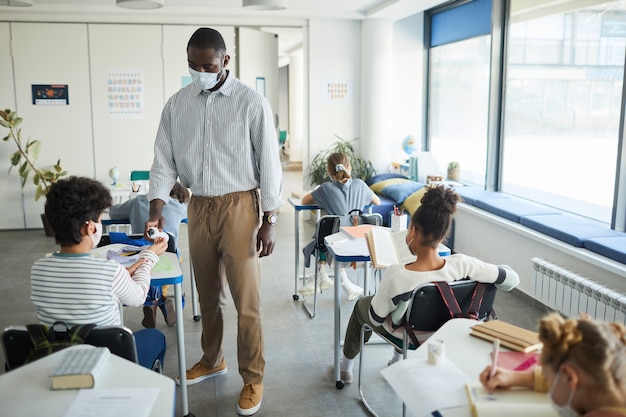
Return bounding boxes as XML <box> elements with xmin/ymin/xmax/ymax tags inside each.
<box><xmin>364</xmin><ymin>228</ymin><xmax>416</xmax><ymax>269</ymax></box>
<box><xmin>465</xmin><ymin>381</ymin><xmax>557</xmax><ymax>417</ymax></box>
<box><xmin>49</xmin><ymin>347</ymin><xmax>111</xmax><ymax>390</ymax></box>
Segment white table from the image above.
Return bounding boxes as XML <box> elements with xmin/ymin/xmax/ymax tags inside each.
<box><xmin>288</xmin><ymin>197</ymin><xmax>320</xmax><ymax>299</ymax></box>
<box><xmin>92</xmin><ymin>244</ymin><xmax>190</xmax><ymax>417</ymax></box>
<box><xmin>0</xmin><ymin>345</ymin><xmax>175</xmax><ymax>417</ymax></box>
<box><xmin>389</xmin><ymin>318</ymin><xmax>528</xmax><ymax>417</ymax></box>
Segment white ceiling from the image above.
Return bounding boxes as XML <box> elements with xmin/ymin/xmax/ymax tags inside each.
<box><xmin>1</xmin><ymin>0</ymin><xmax>441</xmax><ymax>20</ymax></box>
<box><xmin>1</xmin><ymin>0</ymin><xmax>444</xmax><ymax>60</ymax></box>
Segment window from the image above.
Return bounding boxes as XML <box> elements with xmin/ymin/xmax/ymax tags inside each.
<box><xmin>429</xmin><ymin>36</ymin><xmax>491</xmax><ymax>186</ymax></box>
<box><xmin>427</xmin><ymin>0</ymin><xmax>493</xmax><ymax>186</ymax></box>
<box><xmin>501</xmin><ymin>1</ymin><xmax>626</xmax><ymax>223</ymax></box>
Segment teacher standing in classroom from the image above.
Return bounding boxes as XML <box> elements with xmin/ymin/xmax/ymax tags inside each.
<box><xmin>146</xmin><ymin>27</ymin><xmax>283</xmax><ymax>416</ymax></box>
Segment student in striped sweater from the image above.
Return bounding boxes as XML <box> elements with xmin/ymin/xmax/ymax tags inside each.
<box><xmin>31</xmin><ymin>176</ymin><xmax>169</xmax><ymax>370</ymax></box>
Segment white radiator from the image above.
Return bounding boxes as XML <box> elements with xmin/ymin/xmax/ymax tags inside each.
<box><xmin>531</xmin><ymin>257</ymin><xmax>626</xmax><ymax>326</ymax></box>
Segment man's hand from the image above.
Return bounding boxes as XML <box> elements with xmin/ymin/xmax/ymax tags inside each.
<box><xmin>146</xmin><ymin>198</ymin><xmax>166</xmax><ymax>240</ymax></box>
<box><xmin>256</xmin><ymin>223</ymin><xmax>276</xmax><ymax>257</ymax></box>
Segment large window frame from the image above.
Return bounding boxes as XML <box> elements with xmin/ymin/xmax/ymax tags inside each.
<box><xmin>424</xmin><ymin>0</ymin><xmax>626</xmax><ymax>231</ymax></box>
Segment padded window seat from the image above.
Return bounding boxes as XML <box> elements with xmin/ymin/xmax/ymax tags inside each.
<box><xmin>455</xmin><ymin>186</ymin><xmax>626</xmax><ymax>265</ymax></box>
<box><xmin>366</xmin><ymin>175</ymin><xmax>626</xmax><ymax>266</ymax></box>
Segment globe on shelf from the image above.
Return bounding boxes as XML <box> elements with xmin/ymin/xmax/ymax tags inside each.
<box><xmin>108</xmin><ymin>166</ymin><xmax>120</xmax><ymax>186</ymax></box>
<box><xmin>402</xmin><ymin>135</ymin><xmax>418</xmax><ymax>156</ymax></box>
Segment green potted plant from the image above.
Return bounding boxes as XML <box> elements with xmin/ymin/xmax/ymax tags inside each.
<box><xmin>1</xmin><ymin>108</ymin><xmax>68</xmax><ymax>235</ymax></box>
<box><xmin>447</xmin><ymin>161</ymin><xmax>460</xmax><ymax>181</ymax></box>
<box><xmin>307</xmin><ymin>134</ymin><xmax>377</xmax><ymax>187</ymax></box>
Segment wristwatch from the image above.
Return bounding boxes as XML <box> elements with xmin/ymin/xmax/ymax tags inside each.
<box><xmin>263</xmin><ymin>213</ymin><xmax>278</xmax><ymax>225</ymax></box>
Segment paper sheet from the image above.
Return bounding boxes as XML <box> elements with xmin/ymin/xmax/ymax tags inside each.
<box><xmin>62</xmin><ymin>387</ymin><xmax>159</xmax><ymax>417</ymax></box>
<box><xmin>380</xmin><ymin>358</ymin><xmax>470</xmax><ymax>417</ymax></box>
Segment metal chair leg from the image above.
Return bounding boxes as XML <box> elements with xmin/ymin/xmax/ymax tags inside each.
<box><xmin>302</xmin><ymin>255</ymin><xmax>320</xmax><ymax>318</ymax></box>
<box><xmin>358</xmin><ymin>324</ymin><xmax>379</xmax><ymax>417</ymax></box>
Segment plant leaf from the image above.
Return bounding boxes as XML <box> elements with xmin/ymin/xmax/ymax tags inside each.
<box><xmin>28</xmin><ymin>140</ymin><xmax>41</xmax><ymax>160</ymax></box>
<box><xmin>0</xmin><ymin>119</ymin><xmax>9</xmax><ymax>128</ymax></box>
<box><xmin>35</xmin><ymin>185</ymin><xmax>46</xmax><ymax>201</ymax></box>
<box><xmin>10</xmin><ymin>151</ymin><xmax>21</xmax><ymax>167</ymax></box>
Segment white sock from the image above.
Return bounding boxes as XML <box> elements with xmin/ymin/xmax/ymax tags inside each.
<box><xmin>340</xmin><ymin>355</ymin><xmax>353</xmax><ymax>372</ymax></box>
<box><xmin>391</xmin><ymin>349</ymin><xmax>403</xmax><ymax>363</ymax></box>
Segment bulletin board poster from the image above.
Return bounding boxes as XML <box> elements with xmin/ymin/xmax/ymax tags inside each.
<box><xmin>107</xmin><ymin>69</ymin><xmax>144</xmax><ymax>119</ymax></box>
<box><xmin>320</xmin><ymin>80</ymin><xmax>351</xmax><ymax>103</ymax></box>
<box><xmin>32</xmin><ymin>84</ymin><xmax>69</xmax><ymax>105</ymax></box>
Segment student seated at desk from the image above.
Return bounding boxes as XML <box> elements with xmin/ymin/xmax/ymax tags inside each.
<box><xmin>480</xmin><ymin>313</ymin><xmax>626</xmax><ymax>417</ymax></box>
<box><xmin>110</xmin><ymin>181</ymin><xmax>189</xmax><ymax>328</ymax></box>
<box><xmin>339</xmin><ymin>185</ymin><xmax>520</xmax><ymax>383</ymax></box>
<box><xmin>299</xmin><ymin>152</ymin><xmax>381</xmax><ymax>300</ymax></box>
<box><xmin>30</xmin><ymin>176</ymin><xmax>168</xmax><ymax>370</ymax></box>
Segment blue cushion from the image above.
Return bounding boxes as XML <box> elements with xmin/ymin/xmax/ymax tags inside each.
<box><xmin>584</xmin><ymin>237</ymin><xmax>626</xmax><ymax>264</ymax></box>
<box><xmin>454</xmin><ymin>187</ymin><xmax>508</xmax><ymax>206</ymax></box>
<box><xmin>474</xmin><ymin>198</ymin><xmax>561</xmax><ymax>223</ymax></box>
<box><xmin>519</xmin><ymin>214</ymin><xmax>621</xmax><ymax>247</ymax></box>
<box><xmin>365</xmin><ymin>173</ymin><xmax>409</xmax><ymax>186</ymax></box>
<box><xmin>380</xmin><ymin>181</ymin><xmax>424</xmax><ymax>204</ymax></box>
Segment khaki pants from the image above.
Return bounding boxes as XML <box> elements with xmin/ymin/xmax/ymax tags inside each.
<box><xmin>188</xmin><ymin>190</ymin><xmax>264</xmax><ymax>384</ymax></box>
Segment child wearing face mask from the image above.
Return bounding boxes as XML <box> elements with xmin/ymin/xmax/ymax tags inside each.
<box><xmin>30</xmin><ymin>176</ymin><xmax>169</xmax><ymax>370</ymax></box>
<box><xmin>338</xmin><ymin>185</ymin><xmax>520</xmax><ymax>384</ymax></box>
<box><xmin>299</xmin><ymin>152</ymin><xmax>381</xmax><ymax>301</ymax></box>
<box><xmin>480</xmin><ymin>313</ymin><xmax>626</xmax><ymax>417</ymax></box>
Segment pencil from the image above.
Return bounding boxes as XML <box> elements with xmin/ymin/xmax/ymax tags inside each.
<box><xmin>490</xmin><ymin>338</ymin><xmax>500</xmax><ymax>378</ymax></box>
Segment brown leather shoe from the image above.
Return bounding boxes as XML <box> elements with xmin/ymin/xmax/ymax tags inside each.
<box><xmin>237</xmin><ymin>383</ymin><xmax>263</xmax><ymax>416</ymax></box>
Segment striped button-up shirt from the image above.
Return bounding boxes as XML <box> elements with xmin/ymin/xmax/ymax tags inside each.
<box><xmin>148</xmin><ymin>71</ymin><xmax>283</xmax><ymax>212</ymax></box>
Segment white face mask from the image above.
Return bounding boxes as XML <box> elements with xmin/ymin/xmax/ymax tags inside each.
<box><xmin>549</xmin><ymin>371</ymin><xmax>578</xmax><ymax>417</ymax></box>
<box><xmin>89</xmin><ymin>222</ymin><xmax>103</xmax><ymax>249</ymax></box>
<box><xmin>189</xmin><ymin>66</ymin><xmax>222</xmax><ymax>91</ymax></box>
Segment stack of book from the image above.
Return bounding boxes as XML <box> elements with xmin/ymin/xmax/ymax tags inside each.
<box><xmin>470</xmin><ymin>320</ymin><xmax>542</xmax><ymax>353</ymax></box>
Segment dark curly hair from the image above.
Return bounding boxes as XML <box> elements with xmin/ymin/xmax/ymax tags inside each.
<box><xmin>411</xmin><ymin>185</ymin><xmax>460</xmax><ymax>248</ymax></box>
<box><xmin>44</xmin><ymin>176</ymin><xmax>112</xmax><ymax>246</ymax></box>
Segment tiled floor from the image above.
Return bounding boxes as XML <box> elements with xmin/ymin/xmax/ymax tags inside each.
<box><xmin>0</xmin><ymin>166</ymin><xmax>550</xmax><ymax>417</ymax></box>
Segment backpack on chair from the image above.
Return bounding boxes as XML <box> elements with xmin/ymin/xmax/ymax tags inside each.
<box><xmin>25</xmin><ymin>321</ymin><xmax>96</xmax><ymax>364</ymax></box>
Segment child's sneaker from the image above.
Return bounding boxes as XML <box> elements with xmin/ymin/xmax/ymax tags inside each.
<box><xmin>298</xmin><ymin>277</ymin><xmax>319</xmax><ymax>296</ymax></box>
<box><xmin>319</xmin><ymin>268</ymin><xmax>334</xmax><ymax>291</ymax></box>
<box><xmin>159</xmin><ymin>297</ymin><xmax>176</xmax><ymax>327</ymax></box>
<box><xmin>142</xmin><ymin>303</ymin><xmax>157</xmax><ymax>328</ymax></box>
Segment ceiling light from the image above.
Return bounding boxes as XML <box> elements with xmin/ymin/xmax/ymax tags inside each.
<box><xmin>116</xmin><ymin>0</ymin><xmax>164</xmax><ymax>10</ymax></box>
<box><xmin>0</xmin><ymin>0</ymin><xmax>33</xmax><ymax>6</ymax></box>
<box><xmin>242</xmin><ymin>0</ymin><xmax>287</xmax><ymax>11</ymax></box>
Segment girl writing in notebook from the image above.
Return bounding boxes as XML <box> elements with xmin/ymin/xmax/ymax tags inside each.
<box><xmin>339</xmin><ymin>185</ymin><xmax>520</xmax><ymax>383</ymax></box>
<box><xmin>300</xmin><ymin>152</ymin><xmax>380</xmax><ymax>301</ymax></box>
<box><xmin>480</xmin><ymin>313</ymin><xmax>626</xmax><ymax>417</ymax></box>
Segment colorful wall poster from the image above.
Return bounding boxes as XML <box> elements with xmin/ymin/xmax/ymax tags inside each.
<box><xmin>107</xmin><ymin>69</ymin><xmax>144</xmax><ymax>119</ymax></box>
<box><xmin>32</xmin><ymin>84</ymin><xmax>69</xmax><ymax>105</ymax></box>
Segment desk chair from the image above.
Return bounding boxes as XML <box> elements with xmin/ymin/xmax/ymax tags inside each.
<box><xmin>2</xmin><ymin>325</ymin><xmax>138</xmax><ymax>372</ymax></box>
<box><xmin>358</xmin><ymin>279</ymin><xmax>497</xmax><ymax>417</ymax></box>
<box><xmin>299</xmin><ymin>210</ymin><xmax>383</xmax><ymax>318</ymax></box>
<box><xmin>129</xmin><ymin>170</ymin><xmax>150</xmax><ymax>194</ymax></box>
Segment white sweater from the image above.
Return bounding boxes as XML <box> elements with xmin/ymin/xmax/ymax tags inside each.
<box><xmin>369</xmin><ymin>254</ymin><xmax>519</xmax><ymax>335</ymax></box>
<box><xmin>31</xmin><ymin>250</ymin><xmax>159</xmax><ymax>326</ymax></box>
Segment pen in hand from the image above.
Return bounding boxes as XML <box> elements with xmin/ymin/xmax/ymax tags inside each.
<box><xmin>489</xmin><ymin>338</ymin><xmax>500</xmax><ymax>379</ymax></box>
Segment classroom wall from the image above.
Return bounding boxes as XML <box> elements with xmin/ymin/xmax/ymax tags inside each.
<box><xmin>306</xmin><ymin>19</ymin><xmax>361</xmax><ymax>187</ymax></box>
<box><xmin>454</xmin><ymin>204</ymin><xmax>626</xmax><ymax>298</ymax></box>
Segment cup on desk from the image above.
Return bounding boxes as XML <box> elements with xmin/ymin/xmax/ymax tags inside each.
<box><xmin>427</xmin><ymin>339</ymin><xmax>445</xmax><ymax>365</ymax></box>
<box><xmin>391</xmin><ymin>214</ymin><xmax>408</xmax><ymax>232</ymax></box>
